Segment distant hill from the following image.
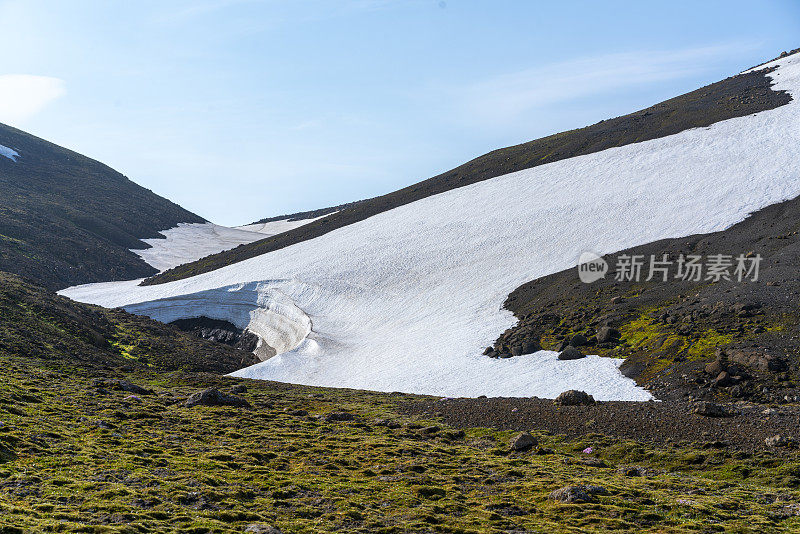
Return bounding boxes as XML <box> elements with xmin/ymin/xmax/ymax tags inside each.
<box><xmin>0</xmin><ymin>123</ymin><xmax>205</xmax><ymax>289</ymax></box>
<box><xmin>145</xmin><ymin>61</ymin><xmax>790</xmax><ymax>285</ymax></box>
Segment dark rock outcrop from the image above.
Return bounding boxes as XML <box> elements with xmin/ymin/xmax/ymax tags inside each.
<box><xmin>548</xmin><ymin>485</ymin><xmax>608</xmax><ymax>503</ymax></box>
<box><xmin>185</xmin><ymin>388</ymin><xmax>250</xmax><ymax>408</ymax></box>
<box><xmin>554</xmin><ymin>390</ymin><xmax>595</xmax><ymax>406</ymax></box>
<box><xmin>558</xmin><ymin>346</ymin><xmax>584</xmax><ymax>361</ymax></box>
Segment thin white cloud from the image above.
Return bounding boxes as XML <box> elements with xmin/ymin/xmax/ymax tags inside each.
<box><xmin>0</xmin><ymin>74</ymin><xmax>65</xmax><ymax>127</ymax></box>
<box><xmin>452</xmin><ymin>42</ymin><xmax>761</xmax><ymax>128</ymax></box>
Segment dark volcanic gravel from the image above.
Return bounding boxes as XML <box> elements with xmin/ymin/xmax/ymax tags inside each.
<box><xmin>402</xmin><ymin>396</ymin><xmax>800</xmax><ymax>452</ymax></box>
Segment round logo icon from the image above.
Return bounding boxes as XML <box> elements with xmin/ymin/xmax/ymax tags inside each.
<box><xmin>577</xmin><ymin>251</ymin><xmax>608</xmax><ymax>283</ymax></box>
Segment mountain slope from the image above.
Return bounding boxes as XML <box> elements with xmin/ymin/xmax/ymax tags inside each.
<box><xmin>144</xmin><ymin>63</ymin><xmax>790</xmax><ymax>285</ymax></box>
<box><xmin>0</xmin><ymin>271</ymin><xmax>257</xmax><ymax>373</ymax></box>
<box><xmin>0</xmin><ymin>122</ymin><xmax>205</xmax><ymax>289</ymax></box>
<box><xmin>495</xmin><ymin>190</ymin><xmax>800</xmax><ymax>405</ymax></box>
<box><xmin>62</xmin><ymin>52</ymin><xmax>800</xmax><ymax>399</ymax></box>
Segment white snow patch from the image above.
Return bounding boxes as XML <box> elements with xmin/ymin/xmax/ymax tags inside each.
<box><xmin>61</xmin><ymin>54</ymin><xmax>800</xmax><ymax>400</ymax></box>
<box><xmin>235</xmin><ymin>212</ymin><xmax>335</xmax><ymax>236</ymax></box>
<box><xmin>136</xmin><ymin>215</ymin><xmax>333</xmax><ymax>272</ymax></box>
<box><xmin>133</xmin><ymin>223</ymin><xmax>266</xmax><ymax>272</ymax></box>
<box><xmin>0</xmin><ymin>144</ymin><xmax>19</xmax><ymax>162</ymax></box>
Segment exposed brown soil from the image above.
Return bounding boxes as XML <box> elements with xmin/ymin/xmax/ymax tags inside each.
<box><xmin>403</xmin><ymin>396</ymin><xmax>800</xmax><ymax>453</ymax></box>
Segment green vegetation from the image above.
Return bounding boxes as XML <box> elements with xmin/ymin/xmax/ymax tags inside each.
<box><xmin>3</xmin><ymin>358</ymin><xmax>800</xmax><ymax>533</ymax></box>
<box><xmin>1</xmin><ymin>271</ymin><xmax>800</xmax><ymax>532</ymax></box>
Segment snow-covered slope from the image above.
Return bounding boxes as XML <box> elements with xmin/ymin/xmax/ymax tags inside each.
<box><xmin>62</xmin><ymin>54</ymin><xmax>800</xmax><ymax>400</ymax></box>
<box><xmin>134</xmin><ymin>215</ymin><xmax>331</xmax><ymax>272</ymax></box>
<box><xmin>235</xmin><ymin>213</ymin><xmax>334</xmax><ymax>236</ymax></box>
<box><xmin>0</xmin><ymin>144</ymin><xmax>18</xmax><ymax>161</ymax></box>
<box><xmin>133</xmin><ymin>223</ymin><xmax>266</xmax><ymax>272</ymax></box>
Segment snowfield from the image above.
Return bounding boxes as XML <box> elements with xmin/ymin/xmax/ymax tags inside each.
<box><xmin>62</xmin><ymin>54</ymin><xmax>800</xmax><ymax>400</ymax></box>
<box><xmin>0</xmin><ymin>144</ymin><xmax>18</xmax><ymax>161</ymax></box>
<box><xmin>235</xmin><ymin>213</ymin><xmax>335</xmax><ymax>236</ymax></box>
<box><xmin>133</xmin><ymin>215</ymin><xmax>330</xmax><ymax>272</ymax></box>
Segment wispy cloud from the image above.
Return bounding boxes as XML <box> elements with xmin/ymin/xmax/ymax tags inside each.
<box><xmin>450</xmin><ymin>42</ymin><xmax>761</xmax><ymax>128</ymax></box>
<box><xmin>0</xmin><ymin>75</ymin><xmax>65</xmax><ymax>126</ymax></box>
<box><xmin>153</xmin><ymin>0</ymin><xmax>260</xmax><ymax>23</ymax></box>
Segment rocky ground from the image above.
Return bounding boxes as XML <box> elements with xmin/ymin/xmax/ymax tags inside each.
<box><xmin>491</xmin><ymin>191</ymin><xmax>800</xmax><ymax>406</ymax></box>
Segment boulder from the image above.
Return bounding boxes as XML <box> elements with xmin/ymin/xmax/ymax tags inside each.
<box><xmin>554</xmin><ymin>390</ymin><xmax>595</xmax><ymax>406</ymax></box>
<box><xmin>558</xmin><ymin>346</ymin><xmax>584</xmax><ymax>360</ymax></box>
<box><xmin>229</xmin><ymin>384</ymin><xmax>247</xmax><ymax>394</ymax></box>
<box><xmin>185</xmin><ymin>388</ymin><xmax>250</xmax><ymax>408</ymax></box>
<box><xmin>548</xmin><ymin>485</ymin><xmax>608</xmax><ymax>503</ymax></box>
<box><xmin>509</xmin><ymin>431</ymin><xmax>538</xmax><ymax>451</ymax></box>
<box><xmin>595</xmin><ymin>326</ymin><xmax>620</xmax><ymax>344</ymax></box>
<box><xmin>727</xmin><ymin>349</ymin><xmax>786</xmax><ymax>372</ymax></box>
<box><xmin>691</xmin><ymin>401</ymin><xmax>730</xmax><ymax>417</ymax></box>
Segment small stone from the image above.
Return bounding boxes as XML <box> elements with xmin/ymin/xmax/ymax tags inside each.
<box><xmin>558</xmin><ymin>346</ymin><xmax>584</xmax><ymax>360</ymax></box>
<box><xmin>509</xmin><ymin>431</ymin><xmax>538</xmax><ymax>451</ymax></box>
<box><xmin>619</xmin><ymin>466</ymin><xmax>645</xmax><ymax>477</ymax></box>
<box><xmin>553</xmin><ymin>390</ymin><xmax>595</xmax><ymax>406</ymax></box>
<box><xmin>244</xmin><ymin>525</ymin><xmax>282</xmax><ymax>534</ymax></box>
<box><xmin>93</xmin><ymin>378</ymin><xmax>152</xmax><ymax>395</ymax></box>
<box><xmin>324</xmin><ymin>411</ymin><xmax>356</xmax><ymax>422</ymax></box>
<box><xmin>705</xmin><ymin>360</ymin><xmax>725</xmax><ymax>376</ymax></box>
<box><xmin>522</xmin><ymin>340</ymin><xmax>541</xmax><ymax>354</ymax></box>
<box><xmin>580</xmin><ymin>457</ymin><xmax>607</xmax><ymax>468</ymax></box>
<box><xmin>766</xmin><ymin>434</ymin><xmax>789</xmax><ymax>447</ymax></box>
<box><xmin>713</xmin><ymin>371</ymin><xmax>732</xmax><ymax>387</ymax></box>
<box><xmin>374</xmin><ymin>418</ymin><xmax>401</xmax><ymax>429</ymax></box>
<box><xmin>229</xmin><ymin>384</ymin><xmax>247</xmax><ymax>394</ymax></box>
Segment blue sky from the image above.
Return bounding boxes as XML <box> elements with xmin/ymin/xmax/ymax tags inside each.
<box><xmin>0</xmin><ymin>0</ymin><xmax>798</xmax><ymax>226</ymax></box>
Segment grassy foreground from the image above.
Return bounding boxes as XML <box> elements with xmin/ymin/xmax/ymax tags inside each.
<box><xmin>2</xmin><ymin>357</ymin><xmax>800</xmax><ymax>533</ymax></box>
